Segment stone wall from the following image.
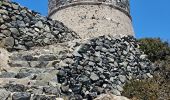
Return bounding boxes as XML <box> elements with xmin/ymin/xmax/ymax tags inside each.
<box><xmin>0</xmin><ymin>35</ymin><xmax>153</xmax><ymax>100</ymax></box>
<box><xmin>48</xmin><ymin>0</ymin><xmax>130</xmax><ymax>16</ymax></box>
<box><xmin>0</xmin><ymin>1</ymin><xmax>153</xmax><ymax>100</ymax></box>
<box><xmin>0</xmin><ymin>1</ymin><xmax>79</xmax><ymax>51</ymax></box>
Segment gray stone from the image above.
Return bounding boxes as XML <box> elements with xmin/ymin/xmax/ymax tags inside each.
<box><xmin>43</xmin><ymin>38</ymin><xmax>51</xmax><ymax>44</ymax></box>
<box><xmin>73</xmin><ymin>51</ymin><xmax>82</xmax><ymax>57</ymax></box>
<box><xmin>146</xmin><ymin>73</ymin><xmax>153</xmax><ymax>78</ymax></box>
<box><xmin>123</xmin><ymin>50</ymin><xmax>128</xmax><ymax>55</ymax></box>
<box><xmin>39</xmin><ymin>55</ymin><xmax>56</xmax><ymax>61</ymax></box>
<box><xmin>35</xmin><ymin>21</ymin><xmax>44</xmax><ymax>28</ymax></box>
<box><xmin>32</xmin><ymin>95</ymin><xmax>56</xmax><ymax>100</ymax></box>
<box><xmin>2</xmin><ymin>2</ymin><xmax>12</xmax><ymax>7</ymax></box>
<box><xmin>61</xmin><ymin>85</ymin><xmax>70</xmax><ymax>93</ymax></box>
<box><xmin>0</xmin><ymin>9</ymin><xmax>8</xmax><ymax>15</ymax></box>
<box><xmin>15</xmin><ymin>72</ymin><xmax>31</xmax><ymax>79</ymax></box>
<box><xmin>10</xmin><ymin>28</ymin><xmax>20</xmax><ymax>36</ymax></box>
<box><xmin>16</xmin><ymin>15</ymin><xmax>23</xmax><ymax>20</ymax></box>
<box><xmin>8</xmin><ymin>61</ymin><xmax>30</xmax><ymax>67</ymax></box>
<box><xmin>118</xmin><ymin>75</ymin><xmax>126</xmax><ymax>83</ymax></box>
<box><xmin>110</xmin><ymin>77</ymin><xmax>116</xmax><ymax>82</ymax></box>
<box><xmin>90</xmin><ymin>73</ymin><xmax>99</xmax><ymax>81</ymax></box>
<box><xmin>79</xmin><ymin>75</ymin><xmax>89</xmax><ymax>83</ymax></box>
<box><xmin>1</xmin><ymin>30</ymin><xmax>11</xmax><ymax>36</ymax></box>
<box><xmin>77</xmin><ymin>65</ymin><xmax>83</xmax><ymax>70</ymax></box>
<box><xmin>58</xmin><ymin>60</ymin><xmax>68</xmax><ymax>67</ymax></box>
<box><xmin>0</xmin><ymin>34</ymin><xmax>6</xmax><ymax>40</ymax></box>
<box><xmin>108</xmin><ymin>57</ymin><xmax>114</xmax><ymax>63</ymax></box>
<box><xmin>94</xmin><ymin>51</ymin><xmax>101</xmax><ymax>57</ymax></box>
<box><xmin>43</xmin><ymin>86</ymin><xmax>60</xmax><ymax>96</ymax></box>
<box><xmin>0</xmin><ymin>72</ymin><xmax>16</xmax><ymax>78</ymax></box>
<box><xmin>53</xmin><ymin>30</ymin><xmax>60</xmax><ymax>35</ymax></box>
<box><xmin>97</xmin><ymin>67</ymin><xmax>104</xmax><ymax>73</ymax></box>
<box><xmin>57</xmin><ymin>70</ymin><xmax>66</xmax><ymax>77</ymax></box>
<box><xmin>25</xmin><ymin>41</ymin><xmax>34</xmax><ymax>47</ymax></box>
<box><xmin>126</xmin><ymin>66</ymin><xmax>131</xmax><ymax>71</ymax></box>
<box><xmin>3</xmin><ymin>37</ymin><xmax>14</xmax><ymax>48</ymax></box>
<box><xmin>95</xmin><ymin>46</ymin><xmax>102</xmax><ymax>51</ymax></box>
<box><xmin>12</xmin><ymin>92</ymin><xmax>31</xmax><ymax>100</ymax></box>
<box><xmin>34</xmin><ymin>28</ymin><xmax>40</xmax><ymax>32</ymax></box>
<box><xmin>89</xmin><ymin>61</ymin><xmax>95</xmax><ymax>66</ymax></box>
<box><xmin>69</xmin><ymin>95</ymin><xmax>83</xmax><ymax>100</ymax></box>
<box><xmin>101</xmin><ymin>47</ymin><xmax>108</xmax><ymax>52</ymax></box>
<box><xmin>0</xmin><ymin>89</ymin><xmax>10</xmax><ymax>100</ymax></box>
<box><xmin>0</xmin><ymin>24</ymin><xmax>7</xmax><ymax>29</ymax></box>
<box><xmin>17</xmin><ymin>20</ymin><xmax>26</xmax><ymax>27</ymax></box>
<box><xmin>112</xmin><ymin>89</ymin><xmax>121</xmax><ymax>96</ymax></box>
<box><xmin>2</xmin><ymin>15</ymin><xmax>9</xmax><ymax>20</ymax></box>
<box><xmin>4</xmin><ymin>84</ymin><xmax>26</xmax><ymax>92</ymax></box>
<box><xmin>14</xmin><ymin>45</ymin><xmax>27</xmax><ymax>50</ymax></box>
<box><xmin>30</xmin><ymin>87</ymin><xmax>43</xmax><ymax>95</ymax></box>
<box><xmin>12</xmin><ymin>3</ymin><xmax>19</xmax><ymax>10</ymax></box>
<box><xmin>29</xmin><ymin>61</ymin><xmax>48</xmax><ymax>68</ymax></box>
<box><xmin>44</xmin><ymin>25</ymin><xmax>50</xmax><ymax>31</ymax></box>
<box><xmin>0</xmin><ymin>18</ymin><xmax>4</xmax><ymax>23</ymax></box>
<box><xmin>116</xmin><ymin>85</ymin><xmax>123</xmax><ymax>92</ymax></box>
<box><xmin>140</xmin><ymin>54</ymin><xmax>147</xmax><ymax>59</ymax></box>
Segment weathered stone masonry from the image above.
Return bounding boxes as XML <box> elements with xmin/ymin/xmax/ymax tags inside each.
<box><xmin>0</xmin><ymin>1</ymin><xmax>79</xmax><ymax>51</ymax></box>
<box><xmin>0</xmin><ymin>1</ymin><xmax>153</xmax><ymax>100</ymax></box>
<box><xmin>48</xmin><ymin>0</ymin><xmax>134</xmax><ymax>39</ymax></box>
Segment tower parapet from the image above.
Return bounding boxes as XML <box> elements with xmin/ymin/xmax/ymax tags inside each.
<box><xmin>48</xmin><ymin>0</ymin><xmax>134</xmax><ymax>39</ymax></box>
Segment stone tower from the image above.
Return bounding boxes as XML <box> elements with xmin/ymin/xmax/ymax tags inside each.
<box><xmin>48</xmin><ymin>0</ymin><xmax>134</xmax><ymax>39</ymax></box>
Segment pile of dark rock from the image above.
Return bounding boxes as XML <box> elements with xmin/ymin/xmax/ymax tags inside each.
<box><xmin>0</xmin><ymin>35</ymin><xmax>153</xmax><ymax>100</ymax></box>
<box><xmin>0</xmin><ymin>1</ymin><xmax>79</xmax><ymax>51</ymax></box>
<box><xmin>56</xmin><ymin>35</ymin><xmax>153</xmax><ymax>99</ymax></box>
<box><xmin>0</xmin><ymin>1</ymin><xmax>154</xmax><ymax>100</ymax></box>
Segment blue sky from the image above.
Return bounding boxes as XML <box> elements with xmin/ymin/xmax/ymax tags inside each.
<box><xmin>12</xmin><ymin>0</ymin><xmax>170</xmax><ymax>41</ymax></box>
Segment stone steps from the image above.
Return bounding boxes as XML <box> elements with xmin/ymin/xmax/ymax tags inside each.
<box><xmin>8</xmin><ymin>60</ymin><xmax>59</xmax><ymax>68</ymax></box>
<box><xmin>8</xmin><ymin>42</ymin><xmax>77</xmax><ymax>69</ymax></box>
<box><xmin>0</xmin><ymin>84</ymin><xmax>61</xmax><ymax>100</ymax></box>
<box><xmin>0</xmin><ymin>78</ymin><xmax>62</xmax><ymax>100</ymax></box>
<box><xmin>0</xmin><ymin>41</ymin><xmax>79</xmax><ymax>99</ymax></box>
<box><xmin>0</xmin><ymin>67</ymin><xmax>59</xmax><ymax>86</ymax></box>
<box><xmin>0</xmin><ymin>66</ymin><xmax>61</xmax><ymax>100</ymax></box>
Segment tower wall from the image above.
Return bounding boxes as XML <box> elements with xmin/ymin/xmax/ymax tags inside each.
<box><xmin>48</xmin><ymin>0</ymin><xmax>134</xmax><ymax>39</ymax></box>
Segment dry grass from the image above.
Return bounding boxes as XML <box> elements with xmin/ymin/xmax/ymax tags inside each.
<box><xmin>122</xmin><ymin>57</ymin><xmax>170</xmax><ymax>100</ymax></box>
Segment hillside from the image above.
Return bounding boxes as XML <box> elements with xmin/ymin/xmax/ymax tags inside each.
<box><xmin>0</xmin><ymin>1</ymin><xmax>169</xmax><ymax>100</ymax></box>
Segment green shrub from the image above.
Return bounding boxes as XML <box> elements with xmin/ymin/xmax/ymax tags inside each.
<box><xmin>122</xmin><ymin>79</ymin><xmax>159</xmax><ymax>100</ymax></box>
<box><xmin>138</xmin><ymin>38</ymin><xmax>170</xmax><ymax>62</ymax></box>
<box><xmin>122</xmin><ymin>56</ymin><xmax>170</xmax><ymax>100</ymax></box>
<box><xmin>122</xmin><ymin>75</ymin><xmax>170</xmax><ymax>100</ymax></box>
<box><xmin>122</xmin><ymin>38</ymin><xmax>170</xmax><ymax>100</ymax></box>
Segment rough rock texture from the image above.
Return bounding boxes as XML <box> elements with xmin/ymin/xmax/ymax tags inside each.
<box><xmin>0</xmin><ymin>1</ymin><xmax>153</xmax><ymax>100</ymax></box>
<box><xmin>0</xmin><ymin>1</ymin><xmax>79</xmax><ymax>51</ymax></box>
<box><xmin>50</xmin><ymin>5</ymin><xmax>134</xmax><ymax>39</ymax></box>
<box><xmin>94</xmin><ymin>94</ymin><xmax>130</xmax><ymax>100</ymax></box>
<box><xmin>56</xmin><ymin>35</ymin><xmax>153</xmax><ymax>99</ymax></box>
<box><xmin>48</xmin><ymin>0</ymin><xmax>130</xmax><ymax>16</ymax></box>
<box><xmin>0</xmin><ymin>48</ymin><xmax>10</xmax><ymax>70</ymax></box>
<box><xmin>0</xmin><ymin>35</ymin><xmax>153</xmax><ymax>100</ymax></box>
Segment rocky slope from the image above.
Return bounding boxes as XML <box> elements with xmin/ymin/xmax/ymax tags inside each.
<box><xmin>0</xmin><ymin>1</ymin><xmax>79</xmax><ymax>51</ymax></box>
<box><xmin>0</xmin><ymin>1</ymin><xmax>153</xmax><ymax>100</ymax></box>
